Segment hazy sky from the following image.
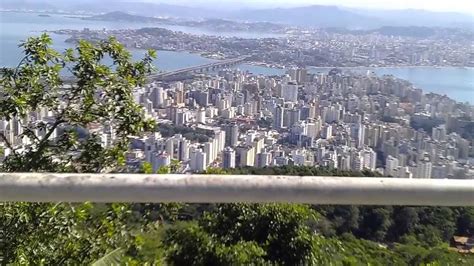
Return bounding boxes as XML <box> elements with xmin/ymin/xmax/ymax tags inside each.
<box><xmin>141</xmin><ymin>0</ymin><xmax>474</xmax><ymax>14</ymax></box>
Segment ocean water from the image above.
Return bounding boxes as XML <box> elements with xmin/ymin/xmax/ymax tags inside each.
<box><xmin>368</xmin><ymin>67</ymin><xmax>473</xmax><ymax>104</ymax></box>
<box><xmin>231</xmin><ymin>65</ymin><xmax>473</xmax><ymax>104</ymax></box>
<box><xmin>0</xmin><ymin>11</ymin><xmax>236</xmax><ymax>69</ymax></box>
<box><xmin>310</xmin><ymin>67</ymin><xmax>474</xmax><ymax>104</ymax></box>
<box><xmin>1</xmin><ymin>11</ymin><xmax>472</xmax><ymax>103</ymax></box>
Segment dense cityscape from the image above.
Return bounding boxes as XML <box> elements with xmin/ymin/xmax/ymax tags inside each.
<box><xmin>2</xmin><ymin>66</ymin><xmax>473</xmax><ymax>179</ymax></box>
<box><xmin>113</xmin><ymin>69</ymin><xmax>474</xmax><ymax>178</ymax></box>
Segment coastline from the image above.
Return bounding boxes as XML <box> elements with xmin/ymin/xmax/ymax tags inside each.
<box><xmin>0</xmin><ymin>9</ymin><xmax>96</xmax><ymax>16</ymax></box>
<box><xmin>309</xmin><ymin>66</ymin><xmax>474</xmax><ymax>70</ymax></box>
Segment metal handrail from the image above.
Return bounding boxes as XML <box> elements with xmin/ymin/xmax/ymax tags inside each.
<box><xmin>1</xmin><ymin>173</ymin><xmax>473</xmax><ymax>206</ymax></box>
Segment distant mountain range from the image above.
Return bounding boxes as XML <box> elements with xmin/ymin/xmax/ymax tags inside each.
<box><xmin>347</xmin><ymin>8</ymin><xmax>474</xmax><ymax>29</ymax></box>
<box><xmin>230</xmin><ymin>6</ymin><xmax>382</xmax><ymax>29</ymax></box>
<box><xmin>2</xmin><ymin>0</ymin><xmax>473</xmax><ymax>29</ymax></box>
<box><xmin>229</xmin><ymin>6</ymin><xmax>474</xmax><ymax>29</ymax></box>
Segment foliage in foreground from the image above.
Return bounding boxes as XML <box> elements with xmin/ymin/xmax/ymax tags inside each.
<box><xmin>0</xmin><ymin>33</ymin><xmax>155</xmax><ymax>173</ymax></box>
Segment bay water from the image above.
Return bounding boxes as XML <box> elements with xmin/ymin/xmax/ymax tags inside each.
<box><xmin>1</xmin><ymin>11</ymin><xmax>472</xmax><ymax>103</ymax></box>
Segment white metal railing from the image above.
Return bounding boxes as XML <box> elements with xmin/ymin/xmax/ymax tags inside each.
<box><xmin>1</xmin><ymin>173</ymin><xmax>473</xmax><ymax>206</ymax></box>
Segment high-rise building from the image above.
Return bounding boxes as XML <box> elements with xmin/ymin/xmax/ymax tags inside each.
<box><xmin>203</xmin><ymin>142</ymin><xmax>214</xmax><ymax>166</ymax></box>
<box><xmin>385</xmin><ymin>156</ymin><xmax>399</xmax><ymax>177</ymax></box>
<box><xmin>286</xmin><ymin>108</ymin><xmax>301</xmax><ymax>128</ymax></box>
<box><xmin>178</xmin><ymin>139</ymin><xmax>190</xmax><ymax>161</ymax></box>
<box><xmin>175</xmin><ymin>109</ymin><xmax>189</xmax><ymax>125</ymax></box>
<box><xmin>252</xmin><ymin>137</ymin><xmax>265</xmax><ymax>165</ymax></box>
<box><xmin>362</xmin><ymin>148</ymin><xmax>377</xmax><ymax>171</ymax></box>
<box><xmin>224</xmin><ymin>123</ymin><xmax>239</xmax><ymax>147</ymax></box>
<box><xmin>296</xmin><ymin>68</ymin><xmax>307</xmax><ymax>84</ymax></box>
<box><xmin>338</xmin><ymin>154</ymin><xmax>351</xmax><ymax>171</ymax></box>
<box><xmin>236</xmin><ymin>145</ymin><xmax>255</xmax><ymax>167</ymax></box>
<box><xmin>234</xmin><ymin>92</ymin><xmax>245</xmax><ymax>106</ymax></box>
<box><xmin>416</xmin><ymin>160</ymin><xmax>432</xmax><ymax>179</ymax></box>
<box><xmin>215</xmin><ymin>129</ymin><xmax>226</xmax><ymax>153</ymax></box>
<box><xmin>287</xmin><ymin>68</ymin><xmax>298</xmax><ymax>81</ymax></box>
<box><xmin>321</xmin><ymin>124</ymin><xmax>333</xmax><ymax>139</ymax></box>
<box><xmin>175</xmin><ymin>85</ymin><xmax>185</xmax><ymax>105</ymax></box>
<box><xmin>281</xmin><ymin>83</ymin><xmax>298</xmax><ymax>103</ymax></box>
<box><xmin>274</xmin><ymin>156</ymin><xmax>289</xmax><ymax>166</ymax></box>
<box><xmin>165</xmin><ymin>138</ymin><xmax>175</xmax><ymax>159</ymax></box>
<box><xmin>350</xmin><ymin>123</ymin><xmax>365</xmax><ymax>148</ymax></box>
<box><xmin>151</xmin><ymin>86</ymin><xmax>165</xmax><ymax>108</ymax></box>
<box><xmin>324</xmin><ymin>105</ymin><xmax>342</xmax><ymax>123</ymax></box>
<box><xmin>196</xmin><ymin>109</ymin><xmax>206</xmax><ymax>123</ymax></box>
<box><xmin>432</xmin><ymin>124</ymin><xmax>447</xmax><ymax>142</ymax></box>
<box><xmin>307</xmin><ymin>121</ymin><xmax>321</xmax><ymax>138</ymax></box>
<box><xmin>244</xmin><ymin>102</ymin><xmax>254</xmax><ymax>116</ymax></box>
<box><xmin>292</xmin><ymin>150</ymin><xmax>306</xmax><ymax>166</ymax></box>
<box><xmin>274</xmin><ymin>105</ymin><xmax>285</xmax><ymax>129</ymax></box>
<box><xmin>351</xmin><ymin>153</ymin><xmax>363</xmax><ymax>171</ymax></box>
<box><xmin>190</xmin><ymin>149</ymin><xmax>207</xmax><ymax>172</ymax></box>
<box><xmin>256</xmin><ymin>152</ymin><xmax>272</xmax><ymax>167</ymax></box>
<box><xmin>222</xmin><ymin>147</ymin><xmax>236</xmax><ymax>169</ymax></box>
<box><xmin>152</xmin><ymin>152</ymin><xmax>171</xmax><ymax>173</ymax></box>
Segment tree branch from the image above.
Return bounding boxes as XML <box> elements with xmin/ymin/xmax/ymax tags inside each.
<box><xmin>27</xmin><ymin>84</ymin><xmax>83</xmax><ymax>166</ymax></box>
<box><xmin>13</xmin><ymin>55</ymin><xmax>29</xmax><ymax>78</ymax></box>
<box><xmin>0</xmin><ymin>131</ymin><xmax>17</xmax><ymax>155</ymax></box>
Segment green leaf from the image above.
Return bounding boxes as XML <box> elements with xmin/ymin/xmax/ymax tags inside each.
<box><xmin>91</xmin><ymin>248</ymin><xmax>124</xmax><ymax>266</ymax></box>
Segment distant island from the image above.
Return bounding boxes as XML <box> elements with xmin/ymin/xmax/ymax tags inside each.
<box><xmin>84</xmin><ymin>11</ymin><xmax>167</xmax><ymax>23</ymax></box>
<box><xmin>38</xmin><ymin>14</ymin><xmax>51</xmax><ymax>17</ymax></box>
<box><xmin>82</xmin><ymin>11</ymin><xmax>288</xmax><ymax>33</ymax></box>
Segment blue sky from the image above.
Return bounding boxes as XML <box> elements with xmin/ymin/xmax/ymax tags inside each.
<box><xmin>140</xmin><ymin>0</ymin><xmax>474</xmax><ymax>14</ymax></box>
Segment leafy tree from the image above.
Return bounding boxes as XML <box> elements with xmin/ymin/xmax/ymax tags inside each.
<box><xmin>0</xmin><ymin>202</ymin><xmax>138</xmax><ymax>265</ymax></box>
<box><xmin>0</xmin><ymin>33</ymin><xmax>155</xmax><ymax>173</ymax></box>
<box><xmin>457</xmin><ymin>207</ymin><xmax>474</xmax><ymax>236</ymax></box>
<box><xmin>334</xmin><ymin>233</ymin><xmax>405</xmax><ymax>265</ymax></box>
<box><xmin>388</xmin><ymin>207</ymin><xmax>420</xmax><ymax>242</ymax></box>
<box><xmin>0</xmin><ymin>34</ymin><xmax>156</xmax><ymax>264</ymax></box>
<box><xmin>161</xmin><ymin>203</ymin><xmax>323</xmax><ymax>265</ymax></box>
<box><xmin>417</xmin><ymin>207</ymin><xmax>457</xmax><ymax>241</ymax></box>
<box><xmin>140</xmin><ymin>162</ymin><xmax>153</xmax><ymax>174</ymax></box>
<box><xmin>200</xmin><ymin>204</ymin><xmax>319</xmax><ymax>265</ymax></box>
<box><xmin>156</xmin><ymin>166</ymin><xmax>171</xmax><ymax>174</ymax></box>
<box><xmin>91</xmin><ymin>248</ymin><xmax>124</xmax><ymax>266</ymax></box>
<box><xmin>163</xmin><ymin>222</ymin><xmax>266</xmax><ymax>265</ymax></box>
<box><xmin>315</xmin><ymin>206</ymin><xmax>360</xmax><ymax>235</ymax></box>
<box><xmin>357</xmin><ymin>206</ymin><xmax>393</xmax><ymax>242</ymax></box>
<box><xmin>170</xmin><ymin>158</ymin><xmax>180</xmax><ymax>173</ymax></box>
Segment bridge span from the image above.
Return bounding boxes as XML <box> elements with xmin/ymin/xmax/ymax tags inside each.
<box><xmin>148</xmin><ymin>56</ymin><xmax>249</xmax><ymax>81</ymax></box>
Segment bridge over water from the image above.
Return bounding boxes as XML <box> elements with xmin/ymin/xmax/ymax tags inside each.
<box><xmin>0</xmin><ymin>56</ymin><xmax>250</xmax><ymax>82</ymax></box>
<box><xmin>148</xmin><ymin>56</ymin><xmax>249</xmax><ymax>81</ymax></box>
